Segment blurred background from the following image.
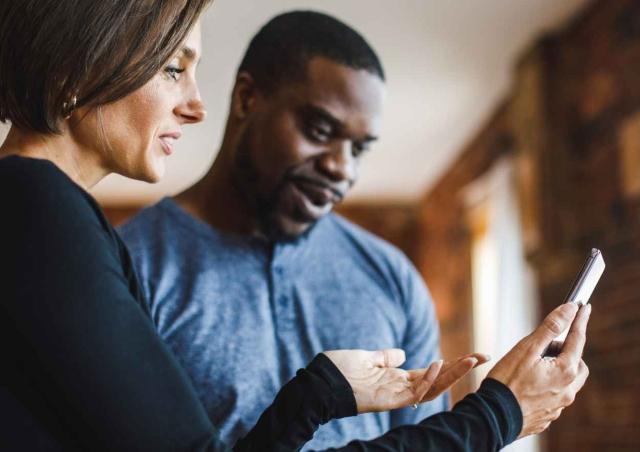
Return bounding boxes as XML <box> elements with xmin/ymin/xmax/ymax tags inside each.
<box><xmin>3</xmin><ymin>0</ymin><xmax>639</xmax><ymax>450</ymax></box>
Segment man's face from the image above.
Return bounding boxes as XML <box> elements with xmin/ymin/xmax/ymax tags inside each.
<box><xmin>232</xmin><ymin>56</ymin><xmax>386</xmax><ymax>240</ymax></box>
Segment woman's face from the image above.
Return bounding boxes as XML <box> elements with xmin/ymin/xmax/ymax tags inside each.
<box><xmin>70</xmin><ymin>23</ymin><xmax>206</xmax><ymax>183</ymax></box>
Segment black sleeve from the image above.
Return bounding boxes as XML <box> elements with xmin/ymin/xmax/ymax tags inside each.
<box><xmin>238</xmin><ymin>354</ymin><xmax>522</xmax><ymax>452</ymax></box>
<box><xmin>0</xmin><ymin>159</ymin><xmax>228</xmax><ymax>450</ymax></box>
<box><xmin>0</xmin><ymin>158</ymin><xmax>521</xmax><ymax>452</ymax></box>
<box><xmin>234</xmin><ymin>354</ymin><xmax>357</xmax><ymax>451</ymax></box>
<box><xmin>323</xmin><ymin>378</ymin><xmax>522</xmax><ymax>452</ymax></box>
<box><xmin>0</xmin><ymin>159</ymin><xmax>350</xmax><ymax>452</ymax></box>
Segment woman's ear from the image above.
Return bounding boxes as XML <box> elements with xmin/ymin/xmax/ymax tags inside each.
<box><xmin>231</xmin><ymin>72</ymin><xmax>258</xmax><ymax>120</ymax></box>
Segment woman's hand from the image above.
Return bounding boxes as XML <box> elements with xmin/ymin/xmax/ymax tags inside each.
<box><xmin>487</xmin><ymin>303</ymin><xmax>591</xmax><ymax>438</ymax></box>
<box><xmin>323</xmin><ymin>349</ymin><xmax>490</xmax><ymax>414</ymax></box>
<box><xmin>409</xmin><ymin>353</ymin><xmax>491</xmax><ymax>403</ymax></box>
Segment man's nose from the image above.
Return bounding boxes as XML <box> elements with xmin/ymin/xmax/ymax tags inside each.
<box><xmin>315</xmin><ymin>141</ymin><xmax>357</xmax><ymax>183</ymax></box>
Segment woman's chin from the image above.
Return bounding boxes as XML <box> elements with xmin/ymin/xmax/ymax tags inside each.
<box><xmin>146</xmin><ymin>169</ymin><xmax>164</xmax><ymax>183</ymax></box>
<box><xmin>143</xmin><ymin>159</ymin><xmax>166</xmax><ymax>183</ymax></box>
<box><xmin>127</xmin><ymin>164</ymin><xmax>164</xmax><ymax>184</ymax></box>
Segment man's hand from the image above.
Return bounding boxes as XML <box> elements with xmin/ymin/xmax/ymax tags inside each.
<box><xmin>488</xmin><ymin>302</ymin><xmax>591</xmax><ymax>438</ymax></box>
<box><xmin>323</xmin><ymin>349</ymin><xmax>489</xmax><ymax>413</ymax></box>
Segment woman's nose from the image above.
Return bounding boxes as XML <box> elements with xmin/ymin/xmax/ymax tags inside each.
<box><xmin>176</xmin><ymin>97</ymin><xmax>207</xmax><ymax>124</ymax></box>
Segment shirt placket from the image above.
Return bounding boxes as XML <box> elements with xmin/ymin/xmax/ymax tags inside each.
<box><xmin>270</xmin><ymin>244</ymin><xmax>296</xmax><ymax>333</ymax></box>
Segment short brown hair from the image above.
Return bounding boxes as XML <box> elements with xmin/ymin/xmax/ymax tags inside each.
<box><xmin>0</xmin><ymin>0</ymin><xmax>211</xmax><ymax>134</ymax></box>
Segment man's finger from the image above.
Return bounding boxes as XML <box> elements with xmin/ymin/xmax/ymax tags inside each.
<box><xmin>559</xmin><ymin>304</ymin><xmax>592</xmax><ymax>363</ymax></box>
<box><xmin>529</xmin><ymin>303</ymin><xmax>579</xmax><ymax>355</ymax></box>
<box><xmin>372</xmin><ymin>348</ymin><xmax>406</xmax><ymax>368</ymax></box>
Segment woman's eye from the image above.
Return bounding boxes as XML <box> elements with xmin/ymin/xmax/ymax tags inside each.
<box><xmin>164</xmin><ymin>66</ymin><xmax>185</xmax><ymax>81</ymax></box>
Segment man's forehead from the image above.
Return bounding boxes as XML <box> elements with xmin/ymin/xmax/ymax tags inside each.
<box><xmin>289</xmin><ymin>56</ymin><xmax>386</xmax><ymax>117</ymax></box>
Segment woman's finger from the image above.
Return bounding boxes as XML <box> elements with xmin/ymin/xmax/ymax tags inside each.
<box><xmin>422</xmin><ymin>357</ymin><xmax>478</xmax><ymax>401</ymax></box>
<box><xmin>408</xmin><ymin>353</ymin><xmax>490</xmax><ymax>381</ymax></box>
<box><xmin>413</xmin><ymin>360</ymin><xmax>443</xmax><ymax>404</ymax></box>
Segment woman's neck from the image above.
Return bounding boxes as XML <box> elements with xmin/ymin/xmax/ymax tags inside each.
<box><xmin>0</xmin><ymin>126</ymin><xmax>108</xmax><ymax>190</ymax></box>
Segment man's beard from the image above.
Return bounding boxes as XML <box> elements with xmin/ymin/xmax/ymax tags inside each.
<box><xmin>231</xmin><ymin>128</ymin><xmax>315</xmax><ymax>243</ymax></box>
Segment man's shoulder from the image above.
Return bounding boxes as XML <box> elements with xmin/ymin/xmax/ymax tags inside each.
<box><xmin>117</xmin><ymin>198</ymin><xmax>192</xmax><ymax>263</ymax></box>
<box><xmin>321</xmin><ymin>213</ymin><xmax>412</xmax><ymax>269</ymax></box>
<box><xmin>317</xmin><ymin>214</ymin><xmax>434</xmax><ymax>325</ymax></box>
<box><xmin>118</xmin><ymin>199</ymin><xmax>169</xmax><ymax>236</ymax></box>
<box><xmin>118</xmin><ymin>198</ymin><xmax>201</xmax><ymax>246</ymax></box>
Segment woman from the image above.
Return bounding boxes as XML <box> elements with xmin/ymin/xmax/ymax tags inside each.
<box><xmin>0</xmin><ymin>1</ymin><xmax>589</xmax><ymax>451</ymax></box>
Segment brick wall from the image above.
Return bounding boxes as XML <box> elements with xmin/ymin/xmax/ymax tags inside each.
<box><xmin>415</xmin><ymin>102</ymin><xmax>514</xmax><ymax>402</ymax></box>
<box><xmin>417</xmin><ymin>0</ymin><xmax>640</xmax><ymax>449</ymax></box>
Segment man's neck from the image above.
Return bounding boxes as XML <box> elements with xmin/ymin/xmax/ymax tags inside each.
<box><xmin>175</xmin><ymin>154</ymin><xmax>260</xmax><ymax>236</ymax></box>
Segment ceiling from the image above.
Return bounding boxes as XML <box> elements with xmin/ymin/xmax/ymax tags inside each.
<box><xmin>0</xmin><ymin>0</ymin><xmax>590</xmax><ymax>206</ymax></box>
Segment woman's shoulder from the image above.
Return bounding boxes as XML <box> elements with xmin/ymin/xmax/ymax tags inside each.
<box><xmin>0</xmin><ymin>155</ymin><xmax>99</xmax><ymax>211</ymax></box>
<box><xmin>0</xmin><ymin>154</ymin><xmax>81</xmax><ymax>194</ymax></box>
<box><xmin>0</xmin><ymin>155</ymin><xmax>113</xmax><ymax>240</ymax></box>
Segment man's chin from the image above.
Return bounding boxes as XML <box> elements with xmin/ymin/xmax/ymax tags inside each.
<box><xmin>266</xmin><ymin>216</ymin><xmax>318</xmax><ymax>243</ymax></box>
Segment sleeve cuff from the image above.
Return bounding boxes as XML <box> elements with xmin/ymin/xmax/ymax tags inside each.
<box><xmin>305</xmin><ymin>353</ymin><xmax>357</xmax><ymax>419</ymax></box>
<box><xmin>478</xmin><ymin>378</ymin><xmax>523</xmax><ymax>444</ymax></box>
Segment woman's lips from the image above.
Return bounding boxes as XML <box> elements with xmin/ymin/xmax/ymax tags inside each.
<box><xmin>159</xmin><ymin>132</ymin><xmax>181</xmax><ymax>156</ymax></box>
<box><xmin>159</xmin><ymin>137</ymin><xmax>175</xmax><ymax>156</ymax></box>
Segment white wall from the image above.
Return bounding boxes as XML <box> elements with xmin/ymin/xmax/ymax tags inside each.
<box><xmin>1</xmin><ymin>0</ymin><xmax>590</xmax><ymax>206</ymax></box>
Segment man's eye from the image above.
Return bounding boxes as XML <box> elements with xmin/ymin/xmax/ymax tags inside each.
<box><xmin>164</xmin><ymin>66</ymin><xmax>185</xmax><ymax>81</ymax></box>
<box><xmin>307</xmin><ymin>124</ymin><xmax>331</xmax><ymax>142</ymax></box>
<box><xmin>352</xmin><ymin>142</ymin><xmax>370</xmax><ymax>157</ymax></box>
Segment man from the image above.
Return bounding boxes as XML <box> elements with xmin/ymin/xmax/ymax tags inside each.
<box><xmin>120</xmin><ymin>11</ymin><xmax>447</xmax><ymax>449</ymax></box>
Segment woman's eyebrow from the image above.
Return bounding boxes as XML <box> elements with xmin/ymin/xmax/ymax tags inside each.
<box><xmin>180</xmin><ymin>46</ymin><xmax>199</xmax><ymax>62</ymax></box>
<box><xmin>182</xmin><ymin>46</ymin><xmax>195</xmax><ymax>59</ymax></box>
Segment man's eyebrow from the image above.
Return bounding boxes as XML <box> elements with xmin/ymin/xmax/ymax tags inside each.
<box><xmin>301</xmin><ymin>104</ymin><xmax>343</xmax><ymax>131</ymax></box>
<box><xmin>301</xmin><ymin>103</ymin><xmax>379</xmax><ymax>142</ymax></box>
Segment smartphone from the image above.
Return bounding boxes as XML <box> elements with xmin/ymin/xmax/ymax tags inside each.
<box><xmin>544</xmin><ymin>248</ymin><xmax>605</xmax><ymax>356</ymax></box>
<box><xmin>563</xmin><ymin>248</ymin><xmax>606</xmax><ymax>306</ymax></box>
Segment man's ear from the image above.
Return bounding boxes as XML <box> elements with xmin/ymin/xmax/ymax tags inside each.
<box><xmin>232</xmin><ymin>71</ymin><xmax>259</xmax><ymax>120</ymax></box>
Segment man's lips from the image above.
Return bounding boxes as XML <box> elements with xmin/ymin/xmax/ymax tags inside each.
<box><xmin>289</xmin><ymin>181</ymin><xmax>334</xmax><ymax>222</ymax></box>
<box><xmin>291</xmin><ymin>177</ymin><xmax>344</xmax><ymax>206</ymax></box>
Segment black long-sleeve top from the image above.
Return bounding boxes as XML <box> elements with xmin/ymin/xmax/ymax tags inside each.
<box><xmin>0</xmin><ymin>155</ymin><xmax>522</xmax><ymax>451</ymax></box>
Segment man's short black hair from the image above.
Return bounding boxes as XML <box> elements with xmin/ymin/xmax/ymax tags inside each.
<box><xmin>238</xmin><ymin>10</ymin><xmax>385</xmax><ymax>93</ymax></box>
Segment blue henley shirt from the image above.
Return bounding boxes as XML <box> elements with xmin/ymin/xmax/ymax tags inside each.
<box><xmin>119</xmin><ymin>197</ymin><xmax>447</xmax><ymax>450</ymax></box>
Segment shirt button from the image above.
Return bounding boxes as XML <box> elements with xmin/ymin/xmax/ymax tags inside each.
<box><xmin>278</xmin><ymin>295</ymin><xmax>288</xmax><ymax>304</ymax></box>
<box><xmin>274</xmin><ymin>266</ymin><xmax>284</xmax><ymax>276</ymax></box>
